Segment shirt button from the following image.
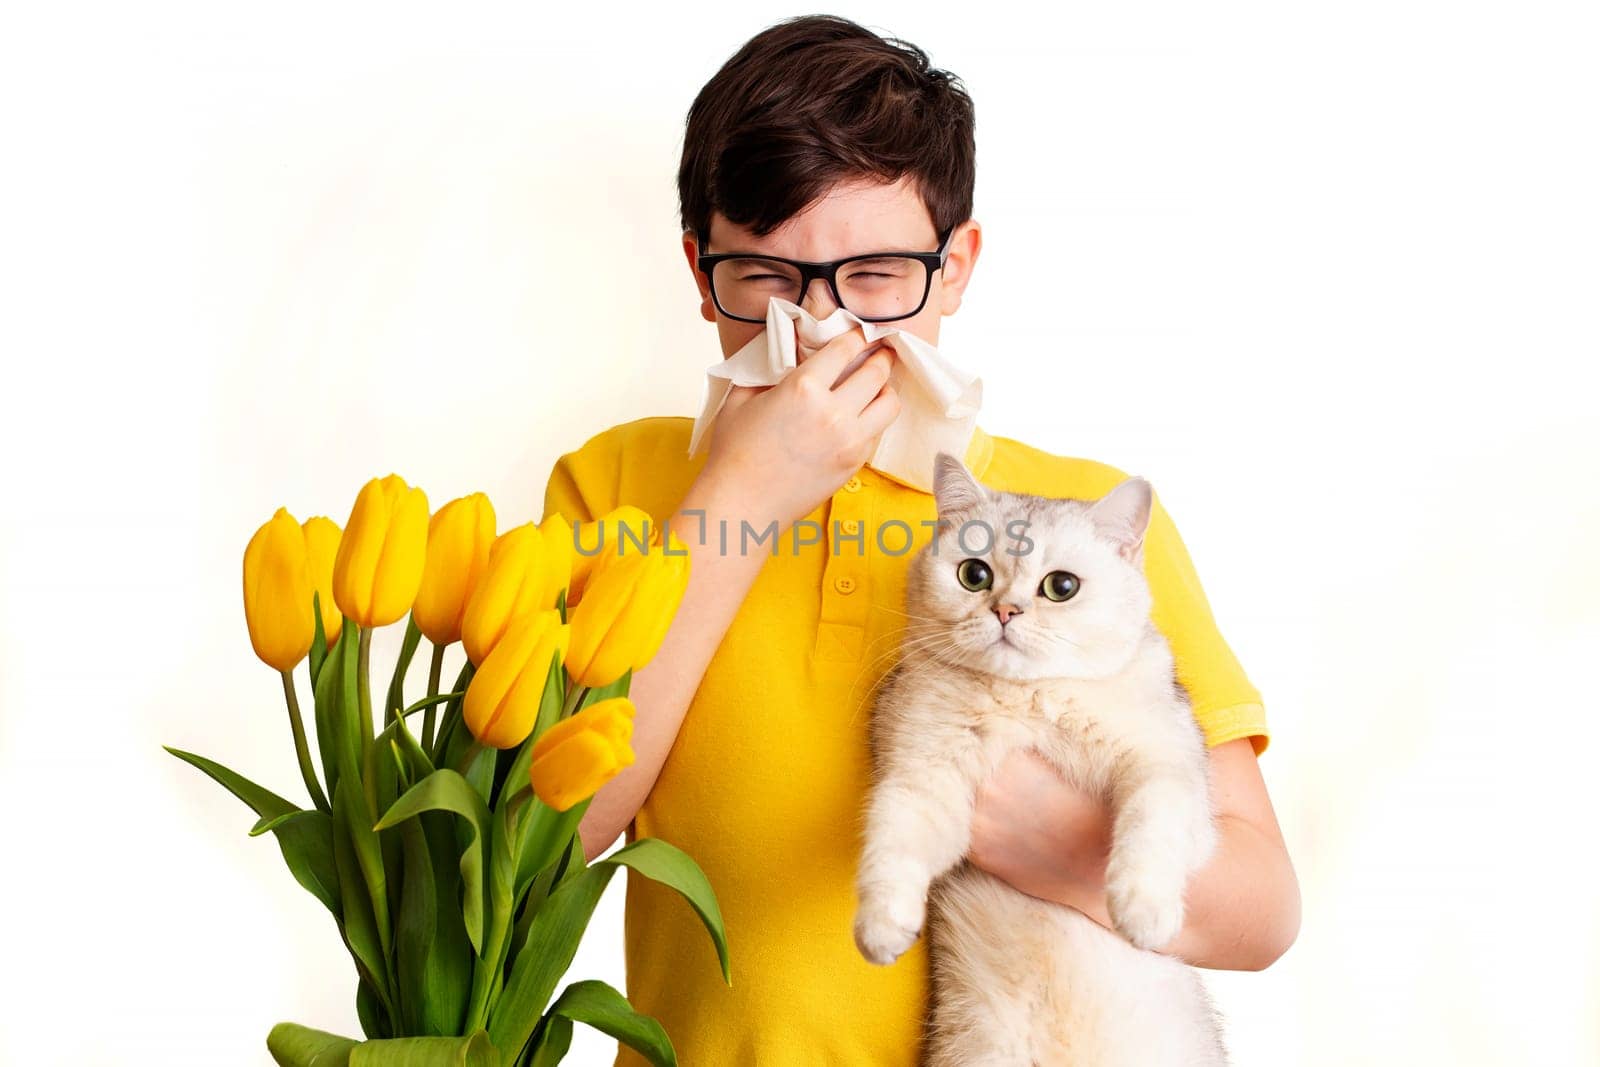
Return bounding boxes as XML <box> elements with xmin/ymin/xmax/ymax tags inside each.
<box><xmin>833</xmin><ymin>575</ymin><xmax>857</xmax><ymax>595</ymax></box>
<box><xmin>842</xmin><ymin>519</ymin><xmax>862</xmax><ymax>534</ymax></box>
<box><xmin>843</xmin><ymin>476</ymin><xmax>863</xmax><ymax>493</ymax></box>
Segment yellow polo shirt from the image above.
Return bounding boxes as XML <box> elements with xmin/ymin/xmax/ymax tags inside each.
<box><xmin>540</xmin><ymin>415</ymin><xmax>1269</xmax><ymax>1067</ymax></box>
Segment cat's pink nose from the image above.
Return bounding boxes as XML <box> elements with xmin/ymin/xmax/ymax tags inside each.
<box><xmin>994</xmin><ymin>603</ymin><xmax>1023</xmax><ymax>625</ymax></box>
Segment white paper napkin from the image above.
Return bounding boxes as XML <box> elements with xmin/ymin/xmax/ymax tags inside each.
<box><xmin>686</xmin><ymin>297</ymin><xmax>983</xmax><ymax>494</ymax></box>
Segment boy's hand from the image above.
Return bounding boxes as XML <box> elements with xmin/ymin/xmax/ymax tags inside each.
<box><xmin>699</xmin><ymin>325</ymin><xmax>900</xmax><ymax>532</ymax></box>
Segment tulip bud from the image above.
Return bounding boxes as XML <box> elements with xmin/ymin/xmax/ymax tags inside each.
<box><xmin>463</xmin><ymin>609</ymin><xmax>570</xmax><ymax>749</ymax></box>
<box><xmin>565</xmin><ymin>526</ymin><xmax>689</xmax><ymax>689</ymax></box>
<box><xmin>460</xmin><ymin>522</ymin><xmax>566</xmax><ymax>664</ymax></box>
<box><xmin>243</xmin><ymin>507</ymin><xmax>316</xmax><ymax>671</ymax></box>
<box><xmin>529</xmin><ymin>696</ymin><xmax>636</xmax><ymax>811</ymax></box>
<box><xmin>413</xmin><ymin>492</ymin><xmax>496</xmax><ymax>647</ymax></box>
<box><xmin>301</xmin><ymin>515</ymin><xmax>343</xmax><ymax>647</ymax></box>
<box><xmin>332</xmin><ymin>474</ymin><xmax>430</xmax><ymax>628</ymax></box>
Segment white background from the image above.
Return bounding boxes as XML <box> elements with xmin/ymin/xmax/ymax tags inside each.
<box><xmin>2</xmin><ymin>2</ymin><xmax>1596</xmax><ymax>1064</ymax></box>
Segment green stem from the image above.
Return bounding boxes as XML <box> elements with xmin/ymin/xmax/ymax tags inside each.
<box><xmin>356</xmin><ymin>626</ymin><xmax>378</xmax><ymax>817</ymax></box>
<box><xmin>422</xmin><ymin>641</ymin><xmax>445</xmax><ymax>753</ymax></box>
<box><xmin>357</xmin><ymin>626</ymin><xmax>374</xmax><ymax>750</ymax></box>
<box><xmin>428</xmin><ymin>660</ymin><xmax>475</xmax><ymax>766</ymax></box>
<box><xmin>561</xmin><ymin>683</ymin><xmax>590</xmax><ymax>719</ymax></box>
<box><xmin>280</xmin><ymin>670</ymin><xmax>330</xmax><ymax>812</ymax></box>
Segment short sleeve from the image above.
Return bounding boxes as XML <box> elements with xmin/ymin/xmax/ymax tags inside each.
<box><xmin>1143</xmin><ymin>489</ymin><xmax>1270</xmax><ymax>756</ymax></box>
<box><xmin>540</xmin><ymin>428</ymin><xmax>621</xmax><ymax>527</ymax></box>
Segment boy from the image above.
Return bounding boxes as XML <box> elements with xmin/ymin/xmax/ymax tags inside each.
<box><xmin>542</xmin><ymin>15</ymin><xmax>1299</xmax><ymax>1066</ymax></box>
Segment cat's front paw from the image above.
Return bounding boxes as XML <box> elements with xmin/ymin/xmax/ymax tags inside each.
<box><xmin>853</xmin><ymin>883</ymin><xmax>926</xmax><ymax>966</ymax></box>
<box><xmin>1104</xmin><ymin>851</ymin><xmax>1186</xmax><ymax>952</ymax></box>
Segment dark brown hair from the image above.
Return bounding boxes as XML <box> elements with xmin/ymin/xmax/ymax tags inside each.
<box><xmin>678</xmin><ymin>15</ymin><xmax>975</xmax><ymax>249</ymax></box>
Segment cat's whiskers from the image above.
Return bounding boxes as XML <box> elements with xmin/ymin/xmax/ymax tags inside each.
<box><xmin>844</xmin><ymin>628</ymin><xmax>969</xmax><ymax>719</ymax></box>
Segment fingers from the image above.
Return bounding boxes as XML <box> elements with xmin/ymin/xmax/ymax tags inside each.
<box><xmin>793</xmin><ymin>325</ymin><xmax>880</xmax><ymax>390</ymax></box>
<box><xmin>833</xmin><ymin>347</ymin><xmax>896</xmax><ymax>415</ymax></box>
<box><xmin>857</xmin><ymin>380</ymin><xmax>902</xmax><ymax>443</ymax></box>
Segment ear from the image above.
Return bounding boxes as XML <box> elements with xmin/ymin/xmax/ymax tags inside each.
<box><xmin>682</xmin><ymin>228</ymin><xmax>714</xmax><ymax>323</ymax></box>
<box><xmin>1086</xmin><ymin>476</ymin><xmax>1153</xmax><ymax>564</ymax></box>
<box><xmin>931</xmin><ymin>451</ymin><xmax>987</xmax><ymax>525</ymax></box>
<box><xmin>936</xmin><ymin>219</ymin><xmax>982</xmax><ymax>316</ymax></box>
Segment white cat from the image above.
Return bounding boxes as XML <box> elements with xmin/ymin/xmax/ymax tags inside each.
<box><xmin>853</xmin><ymin>451</ymin><xmax>1228</xmax><ymax>1065</ymax></box>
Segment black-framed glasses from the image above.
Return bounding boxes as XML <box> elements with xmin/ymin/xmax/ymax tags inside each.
<box><xmin>696</xmin><ymin>225</ymin><xmax>956</xmax><ymax>324</ymax></box>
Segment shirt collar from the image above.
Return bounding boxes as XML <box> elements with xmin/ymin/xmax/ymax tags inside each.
<box><xmin>860</xmin><ymin>422</ymin><xmax>994</xmax><ymax>494</ymax></box>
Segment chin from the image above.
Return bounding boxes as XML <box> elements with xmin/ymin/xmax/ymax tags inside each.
<box><xmin>974</xmin><ymin>638</ymin><xmax>1044</xmax><ymax>680</ymax></box>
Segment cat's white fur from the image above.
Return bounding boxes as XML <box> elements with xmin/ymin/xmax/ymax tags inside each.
<box><xmin>853</xmin><ymin>452</ymin><xmax>1227</xmax><ymax>1065</ymax></box>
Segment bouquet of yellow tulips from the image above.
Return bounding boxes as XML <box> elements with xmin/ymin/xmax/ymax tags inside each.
<box><xmin>166</xmin><ymin>474</ymin><xmax>728</xmax><ymax>1066</ymax></box>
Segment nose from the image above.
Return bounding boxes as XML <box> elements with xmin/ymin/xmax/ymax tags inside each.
<box><xmin>993</xmin><ymin>603</ymin><xmax>1024</xmax><ymax>625</ymax></box>
<box><xmin>799</xmin><ymin>276</ymin><xmax>838</xmax><ymax>318</ymax></box>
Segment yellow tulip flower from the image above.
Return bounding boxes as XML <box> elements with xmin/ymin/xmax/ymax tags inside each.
<box><xmin>566</xmin><ymin>505</ymin><xmax>655</xmax><ymax>608</ymax></box>
<box><xmin>537</xmin><ymin>511</ymin><xmax>575</xmax><ymax>613</ymax></box>
<box><xmin>460</xmin><ymin>522</ymin><xmax>566</xmax><ymax>665</ymax></box>
<box><xmin>564</xmin><ymin>526</ymin><xmax>689</xmax><ymax>689</ymax></box>
<box><xmin>463</xmin><ymin>609</ymin><xmax>570</xmax><ymax>749</ymax></box>
<box><xmin>243</xmin><ymin>507</ymin><xmax>316</xmax><ymax>672</ymax></box>
<box><xmin>413</xmin><ymin>492</ymin><xmax>496</xmax><ymax>647</ymax></box>
<box><xmin>301</xmin><ymin>515</ymin><xmax>343</xmax><ymax>647</ymax></box>
<box><xmin>529</xmin><ymin>696</ymin><xmax>636</xmax><ymax>811</ymax></box>
<box><xmin>332</xmin><ymin>473</ymin><xmax>430</xmax><ymax>628</ymax></box>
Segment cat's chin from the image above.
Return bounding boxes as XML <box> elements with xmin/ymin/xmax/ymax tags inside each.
<box><xmin>971</xmin><ymin>642</ymin><xmax>1056</xmax><ymax>682</ymax></box>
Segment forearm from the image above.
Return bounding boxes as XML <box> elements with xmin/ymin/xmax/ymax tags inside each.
<box><xmin>1048</xmin><ymin>813</ymin><xmax>1299</xmax><ymax>971</ymax></box>
<box><xmin>577</xmin><ymin>473</ymin><xmax>768</xmax><ymax>861</ymax></box>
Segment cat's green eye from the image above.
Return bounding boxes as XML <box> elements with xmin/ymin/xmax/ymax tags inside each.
<box><xmin>1038</xmin><ymin>571</ymin><xmax>1080</xmax><ymax>602</ymax></box>
<box><xmin>956</xmin><ymin>558</ymin><xmax>993</xmax><ymax>592</ymax></box>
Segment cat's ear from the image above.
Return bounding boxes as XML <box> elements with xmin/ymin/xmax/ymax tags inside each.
<box><xmin>1086</xmin><ymin>476</ymin><xmax>1153</xmax><ymax>564</ymax></box>
<box><xmin>931</xmin><ymin>451</ymin><xmax>987</xmax><ymax>522</ymax></box>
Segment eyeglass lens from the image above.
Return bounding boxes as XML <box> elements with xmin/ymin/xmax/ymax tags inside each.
<box><xmin>710</xmin><ymin>256</ymin><xmax>930</xmax><ymax>321</ymax></box>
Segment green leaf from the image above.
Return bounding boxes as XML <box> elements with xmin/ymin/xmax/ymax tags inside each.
<box><xmin>333</xmin><ymin>777</ymin><xmax>393</xmax><ymax>1028</ymax></box>
<box><xmin>164</xmin><ymin>747</ymin><xmax>338</xmax><ymax>917</ymax></box>
<box><xmin>385</xmin><ymin>707</ymin><xmax>436</xmax><ymax>788</ymax></box>
<box><xmin>309</xmin><ymin>591</ymin><xmax>329</xmax><ymax>690</ymax></box>
<box><xmin>397</xmin><ymin>691</ymin><xmax>464</xmax><ymax>721</ymax></box>
<box><xmin>337</xmin><ymin>760</ymin><xmax>393</xmax><ymax>962</ymax></box>
<box><xmin>432</xmin><ymin>661</ymin><xmax>477</xmax><ymax>770</ymax></box>
<box><xmin>501</xmin><ymin>797</ymin><xmax>589</xmax><ymax>988</ymax></box>
<box><xmin>463</xmin><ymin>793</ymin><xmax>522</xmax><ymax>1031</ymax></box>
<box><xmin>394</xmin><ymin>819</ymin><xmax>435</xmax><ymax>1036</ymax></box>
<box><xmin>386</xmin><ymin>615</ymin><xmax>425</xmax><ymax>726</ymax></box>
<box><xmin>341</xmin><ymin>617</ymin><xmax>362</xmax><ymax>759</ymax></box>
<box><xmin>266</xmin><ymin>1024</ymin><xmax>503</xmax><ymax>1067</ymax></box>
<box><xmin>267</xmin><ymin>1021</ymin><xmax>357</xmax><ymax>1065</ymax></box>
<box><xmin>582</xmin><ymin>666</ymin><xmax>631</xmax><ymax>707</ymax></box>
<box><xmin>527</xmin><ymin>1014</ymin><xmax>572</xmax><ymax>1067</ymax></box>
<box><xmin>461</xmin><ymin>745</ymin><xmax>497</xmax><ymax>808</ymax></box>
<box><xmin>375</xmin><ymin>769</ymin><xmax>491</xmax><ymax>955</ymax></box>
<box><xmin>603</xmin><ymin>839</ymin><xmax>730</xmax><ymax>986</ymax></box>
<box><xmin>387</xmin><ymin>732</ymin><xmax>462</xmax><ymax>1033</ymax></box>
<box><xmin>547</xmin><ymin>979</ymin><xmax>674</xmax><ymax>1066</ymax></box>
<box><xmin>313</xmin><ymin>619</ymin><xmax>362</xmax><ymax>803</ymax></box>
<box><xmin>511</xmin><ymin>800</ymin><xmax>583</xmax><ymax>903</ymax></box>
<box><xmin>486</xmin><ymin>860</ymin><xmax>618</xmax><ymax>1056</ymax></box>
<box><xmin>492</xmin><ymin>837</ymin><xmax>727</xmax><ymax>1057</ymax></box>
<box><xmin>556</xmin><ymin>825</ymin><xmax>595</xmax><ymax>895</ymax></box>
<box><xmin>423</xmin><ymin>810</ymin><xmax>475</xmax><ymax>1032</ymax></box>
<box><xmin>166</xmin><ymin>745</ymin><xmax>297</xmax><ymax>820</ymax></box>
<box><xmin>357</xmin><ymin>976</ymin><xmax>387</xmax><ymax>1040</ymax></box>
<box><xmin>348</xmin><ymin>1031</ymin><xmax>501</xmax><ymax>1066</ymax></box>
<box><xmin>365</xmin><ymin>720</ymin><xmax>407</xmax><ymax>948</ymax></box>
